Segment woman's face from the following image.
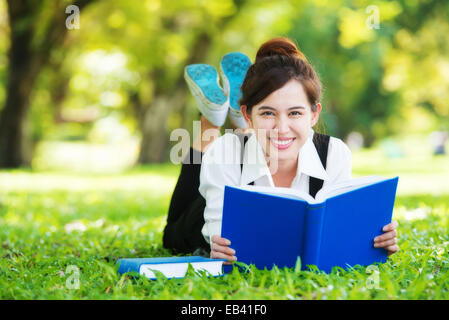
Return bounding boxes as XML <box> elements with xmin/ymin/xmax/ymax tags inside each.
<box><xmin>242</xmin><ymin>79</ymin><xmax>321</xmax><ymax>164</ymax></box>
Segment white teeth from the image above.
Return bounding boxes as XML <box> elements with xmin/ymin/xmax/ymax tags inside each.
<box><xmin>272</xmin><ymin>139</ymin><xmax>293</xmax><ymax>145</ymax></box>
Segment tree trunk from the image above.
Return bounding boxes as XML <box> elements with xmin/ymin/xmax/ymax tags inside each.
<box><xmin>138</xmin><ymin>92</ymin><xmax>185</xmax><ymax>163</ymax></box>
<box><xmin>0</xmin><ymin>1</ymin><xmax>41</xmax><ymax>167</ymax></box>
<box><xmin>0</xmin><ymin>79</ymin><xmax>34</xmax><ymax>167</ymax></box>
<box><xmin>137</xmin><ymin>33</ymin><xmax>211</xmax><ymax>164</ymax></box>
<box><xmin>0</xmin><ymin>0</ymin><xmax>96</xmax><ymax>168</ymax></box>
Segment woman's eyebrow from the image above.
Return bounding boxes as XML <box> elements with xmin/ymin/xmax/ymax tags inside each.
<box><xmin>258</xmin><ymin>106</ymin><xmax>276</xmax><ymax>111</ymax></box>
<box><xmin>288</xmin><ymin>106</ymin><xmax>306</xmax><ymax>110</ymax></box>
<box><xmin>258</xmin><ymin>105</ymin><xmax>306</xmax><ymax>110</ymax></box>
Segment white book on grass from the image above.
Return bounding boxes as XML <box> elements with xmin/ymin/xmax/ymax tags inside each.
<box><xmin>116</xmin><ymin>256</ymin><xmax>226</xmax><ymax>280</ymax></box>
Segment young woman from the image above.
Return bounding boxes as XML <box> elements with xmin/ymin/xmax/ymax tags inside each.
<box><xmin>163</xmin><ymin>37</ymin><xmax>399</xmax><ymax>263</ymax></box>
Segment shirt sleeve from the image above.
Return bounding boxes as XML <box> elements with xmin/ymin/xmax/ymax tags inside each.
<box><xmin>198</xmin><ymin>134</ymin><xmax>241</xmax><ymax>245</ymax></box>
<box><xmin>326</xmin><ymin>137</ymin><xmax>352</xmax><ymax>184</ymax></box>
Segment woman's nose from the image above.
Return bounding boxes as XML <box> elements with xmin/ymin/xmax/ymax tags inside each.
<box><xmin>275</xmin><ymin>116</ymin><xmax>290</xmax><ymax>134</ymax></box>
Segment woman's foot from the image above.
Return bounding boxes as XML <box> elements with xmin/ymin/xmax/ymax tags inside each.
<box><xmin>184</xmin><ymin>64</ymin><xmax>229</xmax><ymax>127</ymax></box>
<box><xmin>220</xmin><ymin>52</ymin><xmax>252</xmax><ymax>129</ymax></box>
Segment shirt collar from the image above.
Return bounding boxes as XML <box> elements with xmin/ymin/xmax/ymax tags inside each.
<box><xmin>297</xmin><ymin>129</ymin><xmax>329</xmax><ymax>181</ymax></box>
<box><xmin>240</xmin><ymin>129</ymin><xmax>329</xmax><ymax>186</ymax></box>
<box><xmin>240</xmin><ymin>133</ymin><xmax>271</xmax><ymax>186</ymax></box>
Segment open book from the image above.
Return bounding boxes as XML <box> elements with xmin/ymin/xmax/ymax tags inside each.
<box><xmin>221</xmin><ymin>176</ymin><xmax>399</xmax><ymax>273</ymax></box>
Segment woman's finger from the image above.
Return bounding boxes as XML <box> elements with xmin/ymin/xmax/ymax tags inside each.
<box><xmin>210</xmin><ymin>250</ymin><xmax>237</xmax><ymax>261</ymax></box>
<box><xmin>382</xmin><ymin>220</ymin><xmax>399</xmax><ymax>232</ymax></box>
<box><xmin>211</xmin><ymin>235</ymin><xmax>231</xmax><ymax>246</ymax></box>
<box><xmin>387</xmin><ymin>245</ymin><xmax>399</xmax><ymax>256</ymax></box>
<box><xmin>374</xmin><ymin>237</ymin><xmax>397</xmax><ymax>248</ymax></box>
<box><xmin>212</xmin><ymin>242</ymin><xmax>236</xmax><ymax>256</ymax></box>
<box><xmin>210</xmin><ymin>250</ymin><xmax>233</xmax><ymax>265</ymax></box>
<box><xmin>374</xmin><ymin>230</ymin><xmax>397</xmax><ymax>242</ymax></box>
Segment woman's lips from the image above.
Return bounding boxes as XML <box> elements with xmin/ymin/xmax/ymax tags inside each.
<box><xmin>269</xmin><ymin>137</ymin><xmax>296</xmax><ymax>150</ymax></box>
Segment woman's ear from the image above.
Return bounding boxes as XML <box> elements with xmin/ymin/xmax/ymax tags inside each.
<box><xmin>311</xmin><ymin>103</ymin><xmax>322</xmax><ymax>127</ymax></box>
<box><xmin>241</xmin><ymin>105</ymin><xmax>252</xmax><ymax>127</ymax></box>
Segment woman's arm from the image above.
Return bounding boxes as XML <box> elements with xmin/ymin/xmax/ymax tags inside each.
<box><xmin>199</xmin><ymin>134</ymin><xmax>241</xmax><ymax>262</ymax></box>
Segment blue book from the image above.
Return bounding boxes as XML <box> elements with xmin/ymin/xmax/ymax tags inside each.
<box><xmin>116</xmin><ymin>256</ymin><xmax>226</xmax><ymax>280</ymax></box>
<box><xmin>221</xmin><ymin>176</ymin><xmax>399</xmax><ymax>273</ymax></box>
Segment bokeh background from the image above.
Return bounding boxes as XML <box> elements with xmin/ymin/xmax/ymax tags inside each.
<box><xmin>0</xmin><ymin>0</ymin><xmax>448</xmax><ymax>172</ymax></box>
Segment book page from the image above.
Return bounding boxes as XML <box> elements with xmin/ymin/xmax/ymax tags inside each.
<box><xmin>234</xmin><ymin>184</ymin><xmax>315</xmax><ymax>203</ymax></box>
<box><xmin>231</xmin><ymin>176</ymin><xmax>393</xmax><ymax>204</ymax></box>
<box><xmin>315</xmin><ymin>175</ymin><xmax>389</xmax><ymax>202</ymax></box>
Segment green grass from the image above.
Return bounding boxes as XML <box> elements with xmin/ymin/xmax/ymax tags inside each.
<box><xmin>1</xmin><ymin>142</ymin><xmax>449</xmax><ymax>299</ymax></box>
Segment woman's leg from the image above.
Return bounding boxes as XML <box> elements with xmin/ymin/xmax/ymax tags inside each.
<box><xmin>192</xmin><ymin>115</ymin><xmax>221</xmax><ymax>153</ymax></box>
<box><xmin>165</xmin><ymin>116</ymin><xmax>220</xmax><ymax>223</ymax></box>
<box><xmin>163</xmin><ymin>116</ymin><xmax>220</xmax><ymax>254</ymax></box>
<box><xmin>163</xmin><ymin>56</ymin><xmax>252</xmax><ymax>254</ymax></box>
<box><xmin>163</xmin><ymin>195</ymin><xmax>208</xmax><ymax>254</ymax></box>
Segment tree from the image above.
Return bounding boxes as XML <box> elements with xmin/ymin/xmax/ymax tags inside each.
<box><xmin>77</xmin><ymin>0</ymin><xmax>293</xmax><ymax>163</ymax></box>
<box><xmin>0</xmin><ymin>0</ymin><xmax>96</xmax><ymax>168</ymax></box>
<box><xmin>117</xmin><ymin>1</ymin><xmax>249</xmax><ymax>163</ymax></box>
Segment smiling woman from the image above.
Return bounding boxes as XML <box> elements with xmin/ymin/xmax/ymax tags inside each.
<box><xmin>241</xmin><ymin>80</ymin><xmax>322</xmax><ymax>183</ymax></box>
<box><xmin>162</xmin><ymin>37</ymin><xmax>399</xmax><ymax>263</ymax></box>
<box><xmin>238</xmin><ymin>38</ymin><xmax>322</xmax><ymax>175</ymax></box>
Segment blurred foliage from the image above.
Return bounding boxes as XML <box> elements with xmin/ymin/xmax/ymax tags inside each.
<box><xmin>0</xmin><ymin>0</ymin><xmax>448</xmax><ymax>163</ymax></box>
<box><xmin>288</xmin><ymin>0</ymin><xmax>449</xmax><ymax>144</ymax></box>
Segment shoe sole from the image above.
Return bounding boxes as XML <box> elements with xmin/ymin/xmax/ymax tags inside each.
<box><xmin>184</xmin><ymin>64</ymin><xmax>229</xmax><ymax>127</ymax></box>
<box><xmin>220</xmin><ymin>53</ymin><xmax>252</xmax><ymax>128</ymax></box>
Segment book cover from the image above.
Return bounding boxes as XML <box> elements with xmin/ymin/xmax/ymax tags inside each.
<box><xmin>314</xmin><ymin>177</ymin><xmax>398</xmax><ymax>272</ymax></box>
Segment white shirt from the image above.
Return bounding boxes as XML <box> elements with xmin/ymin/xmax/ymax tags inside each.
<box><xmin>198</xmin><ymin>129</ymin><xmax>352</xmax><ymax>245</ymax></box>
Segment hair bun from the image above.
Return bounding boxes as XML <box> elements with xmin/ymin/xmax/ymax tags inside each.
<box><xmin>255</xmin><ymin>37</ymin><xmax>307</xmax><ymax>63</ymax></box>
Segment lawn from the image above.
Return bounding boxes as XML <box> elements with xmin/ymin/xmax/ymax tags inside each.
<box><xmin>1</xmin><ymin>137</ymin><xmax>449</xmax><ymax>299</ymax></box>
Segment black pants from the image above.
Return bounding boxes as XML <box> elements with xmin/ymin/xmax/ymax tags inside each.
<box><xmin>162</xmin><ymin>148</ymin><xmax>210</xmax><ymax>255</ymax></box>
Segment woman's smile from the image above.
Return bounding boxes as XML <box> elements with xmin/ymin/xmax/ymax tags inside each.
<box><xmin>269</xmin><ymin>137</ymin><xmax>296</xmax><ymax>149</ymax></box>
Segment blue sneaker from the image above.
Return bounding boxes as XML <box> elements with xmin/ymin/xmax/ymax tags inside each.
<box><xmin>220</xmin><ymin>52</ymin><xmax>252</xmax><ymax>128</ymax></box>
<box><xmin>184</xmin><ymin>64</ymin><xmax>229</xmax><ymax>127</ymax></box>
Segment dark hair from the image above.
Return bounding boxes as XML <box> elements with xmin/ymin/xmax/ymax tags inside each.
<box><xmin>240</xmin><ymin>37</ymin><xmax>322</xmax><ymax>114</ymax></box>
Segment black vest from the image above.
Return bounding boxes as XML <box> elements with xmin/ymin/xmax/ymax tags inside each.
<box><xmin>234</xmin><ymin>132</ymin><xmax>330</xmax><ymax>198</ymax></box>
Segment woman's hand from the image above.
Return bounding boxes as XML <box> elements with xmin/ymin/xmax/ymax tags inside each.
<box><xmin>210</xmin><ymin>235</ymin><xmax>237</xmax><ymax>265</ymax></box>
<box><xmin>374</xmin><ymin>221</ymin><xmax>399</xmax><ymax>256</ymax></box>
